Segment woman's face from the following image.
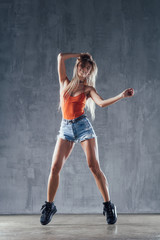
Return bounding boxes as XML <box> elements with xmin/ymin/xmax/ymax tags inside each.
<box><xmin>77</xmin><ymin>62</ymin><xmax>92</xmax><ymax>79</ymax></box>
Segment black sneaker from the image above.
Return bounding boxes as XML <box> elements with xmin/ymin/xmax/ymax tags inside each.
<box><xmin>103</xmin><ymin>200</ymin><xmax>117</xmax><ymax>224</ymax></box>
<box><xmin>40</xmin><ymin>201</ymin><xmax>57</xmax><ymax>225</ymax></box>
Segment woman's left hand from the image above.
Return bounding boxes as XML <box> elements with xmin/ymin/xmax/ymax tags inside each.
<box><xmin>121</xmin><ymin>88</ymin><xmax>134</xmax><ymax>98</ymax></box>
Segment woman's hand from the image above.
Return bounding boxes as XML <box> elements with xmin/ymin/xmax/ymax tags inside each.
<box><xmin>80</xmin><ymin>52</ymin><xmax>91</xmax><ymax>57</ymax></box>
<box><xmin>121</xmin><ymin>88</ymin><xmax>134</xmax><ymax>98</ymax></box>
<box><xmin>78</xmin><ymin>52</ymin><xmax>92</xmax><ymax>61</ymax></box>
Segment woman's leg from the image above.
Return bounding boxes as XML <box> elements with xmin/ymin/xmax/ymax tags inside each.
<box><xmin>47</xmin><ymin>137</ymin><xmax>75</xmax><ymax>202</ymax></box>
<box><xmin>80</xmin><ymin>137</ymin><xmax>110</xmax><ymax>202</ymax></box>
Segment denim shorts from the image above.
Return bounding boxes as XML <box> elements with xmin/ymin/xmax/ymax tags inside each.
<box><xmin>56</xmin><ymin>113</ymin><xmax>97</xmax><ymax>143</ymax></box>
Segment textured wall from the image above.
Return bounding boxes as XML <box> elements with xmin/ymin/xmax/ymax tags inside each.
<box><xmin>0</xmin><ymin>0</ymin><xmax>160</xmax><ymax>214</ymax></box>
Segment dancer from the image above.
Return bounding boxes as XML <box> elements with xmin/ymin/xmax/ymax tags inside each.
<box><xmin>40</xmin><ymin>52</ymin><xmax>134</xmax><ymax>225</ymax></box>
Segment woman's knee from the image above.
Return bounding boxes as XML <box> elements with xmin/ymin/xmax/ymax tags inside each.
<box><xmin>88</xmin><ymin>160</ymin><xmax>101</xmax><ymax>176</ymax></box>
<box><xmin>50</xmin><ymin>163</ymin><xmax>63</xmax><ymax>175</ymax></box>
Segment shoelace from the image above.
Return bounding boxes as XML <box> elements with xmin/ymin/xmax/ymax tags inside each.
<box><xmin>103</xmin><ymin>203</ymin><xmax>113</xmax><ymax>217</ymax></box>
<box><xmin>106</xmin><ymin>204</ymin><xmax>113</xmax><ymax>217</ymax></box>
<box><xmin>40</xmin><ymin>201</ymin><xmax>52</xmax><ymax>214</ymax></box>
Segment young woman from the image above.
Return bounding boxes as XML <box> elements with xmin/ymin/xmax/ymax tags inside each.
<box><xmin>40</xmin><ymin>52</ymin><xmax>134</xmax><ymax>225</ymax></box>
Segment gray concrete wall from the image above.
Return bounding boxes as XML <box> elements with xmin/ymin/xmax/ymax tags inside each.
<box><xmin>0</xmin><ymin>0</ymin><xmax>160</xmax><ymax>214</ymax></box>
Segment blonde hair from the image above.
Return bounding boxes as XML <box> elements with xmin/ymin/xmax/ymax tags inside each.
<box><xmin>57</xmin><ymin>54</ymin><xmax>98</xmax><ymax>121</ymax></box>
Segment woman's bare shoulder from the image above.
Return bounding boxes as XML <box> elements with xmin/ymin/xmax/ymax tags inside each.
<box><xmin>84</xmin><ymin>85</ymin><xmax>94</xmax><ymax>99</ymax></box>
<box><xmin>85</xmin><ymin>85</ymin><xmax>95</xmax><ymax>92</ymax></box>
<box><xmin>88</xmin><ymin>85</ymin><xmax>94</xmax><ymax>89</ymax></box>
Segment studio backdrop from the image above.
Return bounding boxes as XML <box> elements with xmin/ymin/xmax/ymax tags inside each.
<box><xmin>0</xmin><ymin>0</ymin><xmax>160</xmax><ymax>214</ymax></box>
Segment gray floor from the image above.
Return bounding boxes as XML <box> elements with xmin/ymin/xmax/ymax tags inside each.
<box><xmin>0</xmin><ymin>214</ymin><xmax>160</xmax><ymax>240</ymax></box>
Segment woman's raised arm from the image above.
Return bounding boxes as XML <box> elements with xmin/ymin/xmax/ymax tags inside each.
<box><xmin>57</xmin><ymin>53</ymin><xmax>81</xmax><ymax>86</ymax></box>
<box><xmin>58</xmin><ymin>53</ymin><xmax>81</xmax><ymax>61</ymax></box>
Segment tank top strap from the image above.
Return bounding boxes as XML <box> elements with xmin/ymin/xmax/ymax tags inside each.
<box><xmin>83</xmin><ymin>84</ymin><xmax>85</xmax><ymax>94</ymax></box>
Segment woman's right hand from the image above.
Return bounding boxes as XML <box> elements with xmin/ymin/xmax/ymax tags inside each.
<box><xmin>78</xmin><ymin>52</ymin><xmax>92</xmax><ymax>60</ymax></box>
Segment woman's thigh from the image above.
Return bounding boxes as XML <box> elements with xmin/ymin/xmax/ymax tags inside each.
<box><xmin>75</xmin><ymin>117</ymin><xmax>97</xmax><ymax>143</ymax></box>
<box><xmin>51</xmin><ymin>137</ymin><xmax>75</xmax><ymax>171</ymax></box>
<box><xmin>80</xmin><ymin>137</ymin><xmax>100</xmax><ymax>168</ymax></box>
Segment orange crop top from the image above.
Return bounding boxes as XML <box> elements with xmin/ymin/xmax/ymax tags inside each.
<box><xmin>61</xmin><ymin>91</ymin><xmax>87</xmax><ymax>120</ymax></box>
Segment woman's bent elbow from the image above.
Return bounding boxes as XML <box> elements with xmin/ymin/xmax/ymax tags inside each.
<box><xmin>57</xmin><ymin>53</ymin><xmax>63</xmax><ymax>59</ymax></box>
<box><xmin>99</xmin><ymin>101</ymin><xmax>104</xmax><ymax>107</ymax></box>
